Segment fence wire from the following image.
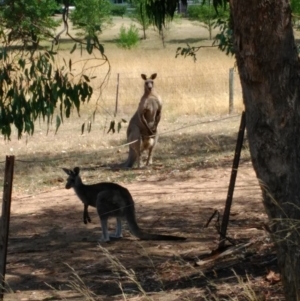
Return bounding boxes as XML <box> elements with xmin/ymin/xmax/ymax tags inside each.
<box><xmin>87</xmin><ymin>70</ymin><xmax>243</xmax><ymax>117</ymax></box>
<box><xmin>0</xmin><ymin>113</ymin><xmax>242</xmax><ymax>165</ymax></box>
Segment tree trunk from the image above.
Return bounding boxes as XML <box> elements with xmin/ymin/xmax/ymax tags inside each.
<box><xmin>230</xmin><ymin>0</ymin><xmax>300</xmax><ymax>299</ymax></box>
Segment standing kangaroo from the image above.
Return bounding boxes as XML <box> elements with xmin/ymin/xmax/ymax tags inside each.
<box><xmin>121</xmin><ymin>73</ymin><xmax>162</xmax><ymax>168</ymax></box>
<box><xmin>62</xmin><ymin>167</ymin><xmax>185</xmax><ymax>242</ymax></box>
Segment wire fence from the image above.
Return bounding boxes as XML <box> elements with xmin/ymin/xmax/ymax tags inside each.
<box><xmin>0</xmin><ymin>111</ymin><xmax>261</xmax><ymax>242</ymax></box>
<box><xmin>0</xmin><ymin>66</ymin><xmax>247</xmax><ymax>200</ymax></box>
<box><xmin>90</xmin><ymin>69</ymin><xmax>243</xmax><ymax>117</ymax></box>
<box><xmin>0</xmin><ymin>112</ymin><xmax>254</xmax><ymax>206</ymax></box>
<box><xmin>0</xmin><ymin>113</ymin><xmax>242</xmax><ymax>166</ymax></box>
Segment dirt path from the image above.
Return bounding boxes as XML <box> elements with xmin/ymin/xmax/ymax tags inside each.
<box><xmin>3</xmin><ymin>162</ymin><xmax>280</xmax><ymax>301</ymax></box>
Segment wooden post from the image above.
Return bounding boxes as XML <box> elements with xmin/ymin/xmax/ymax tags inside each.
<box><xmin>0</xmin><ymin>156</ymin><xmax>15</xmax><ymax>300</ymax></box>
<box><xmin>229</xmin><ymin>68</ymin><xmax>234</xmax><ymax>114</ymax></box>
<box><xmin>219</xmin><ymin>112</ymin><xmax>245</xmax><ymax>249</ymax></box>
<box><xmin>114</xmin><ymin>73</ymin><xmax>120</xmax><ymax>117</ymax></box>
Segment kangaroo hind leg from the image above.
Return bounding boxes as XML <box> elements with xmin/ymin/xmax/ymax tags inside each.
<box><xmin>144</xmin><ymin>136</ymin><xmax>156</xmax><ymax>166</ymax></box>
<box><xmin>108</xmin><ymin>217</ymin><xmax>123</xmax><ymax>239</ymax></box>
<box><xmin>97</xmin><ymin>190</ymin><xmax>124</xmax><ymax>241</ymax></box>
<box><xmin>83</xmin><ymin>204</ymin><xmax>91</xmax><ymax>224</ymax></box>
<box><xmin>146</xmin><ymin>146</ymin><xmax>153</xmax><ymax>166</ymax></box>
<box><xmin>100</xmin><ymin>217</ymin><xmax>110</xmax><ymax>242</ymax></box>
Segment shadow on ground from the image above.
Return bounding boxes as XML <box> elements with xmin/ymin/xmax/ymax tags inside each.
<box><xmin>0</xmin><ymin>129</ymin><xmax>280</xmax><ymax>300</ymax></box>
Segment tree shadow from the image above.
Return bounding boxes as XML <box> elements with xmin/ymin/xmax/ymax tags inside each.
<box><xmin>0</xmin><ymin>130</ymin><xmax>249</xmax><ymax>179</ymax></box>
<box><xmin>167</xmin><ymin>37</ymin><xmax>208</xmax><ymax>45</ymax></box>
<box><xmin>0</xmin><ymin>128</ymin><xmax>270</xmax><ymax>299</ymax></box>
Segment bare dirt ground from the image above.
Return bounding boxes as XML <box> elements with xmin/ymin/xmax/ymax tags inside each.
<box><xmin>5</xmin><ymin>163</ymin><xmax>282</xmax><ymax>301</ymax></box>
<box><xmin>3</xmin><ymin>125</ymin><xmax>283</xmax><ymax>300</ymax></box>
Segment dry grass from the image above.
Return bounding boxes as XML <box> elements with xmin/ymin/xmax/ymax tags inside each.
<box><xmin>0</xmin><ymin>16</ymin><xmax>246</xmax><ymax>195</ymax></box>
<box><xmin>0</xmin><ymin>113</ymin><xmax>245</xmax><ymax>195</ymax></box>
<box><xmin>52</xmin><ymin>16</ymin><xmax>244</xmax><ymax>121</ymax></box>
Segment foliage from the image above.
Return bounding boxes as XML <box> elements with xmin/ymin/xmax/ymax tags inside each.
<box><xmin>117</xmin><ymin>24</ymin><xmax>140</xmax><ymax>49</ymax></box>
<box><xmin>54</xmin><ymin>0</ymin><xmax>75</xmax><ymax>5</ymax></box>
<box><xmin>196</xmin><ymin>4</ymin><xmax>215</xmax><ymax>39</ymax></box>
<box><xmin>187</xmin><ymin>4</ymin><xmax>203</xmax><ymax>20</ymax></box>
<box><xmin>0</xmin><ymin>0</ymin><xmax>60</xmax><ymax>49</ymax></box>
<box><xmin>145</xmin><ymin>0</ymin><xmax>177</xmax><ymax>31</ymax></box>
<box><xmin>0</xmin><ymin>46</ymin><xmax>93</xmax><ymax>139</ymax></box>
<box><xmin>291</xmin><ymin>0</ymin><xmax>300</xmax><ymax>30</ymax></box>
<box><xmin>177</xmin><ymin>5</ymin><xmax>233</xmax><ymax>59</ymax></box>
<box><xmin>291</xmin><ymin>0</ymin><xmax>300</xmax><ymax>15</ymax></box>
<box><xmin>110</xmin><ymin>4</ymin><xmax>127</xmax><ymax>17</ymax></box>
<box><xmin>130</xmin><ymin>0</ymin><xmax>150</xmax><ymax>39</ymax></box>
<box><xmin>188</xmin><ymin>3</ymin><xmax>230</xmax><ymax>20</ymax></box>
<box><xmin>0</xmin><ymin>1</ymin><xmax>111</xmax><ymax>140</ymax></box>
<box><xmin>70</xmin><ymin>0</ymin><xmax>111</xmax><ymax>38</ymax></box>
<box><xmin>213</xmin><ymin>16</ymin><xmax>234</xmax><ymax>55</ymax></box>
<box><xmin>188</xmin><ymin>3</ymin><xmax>229</xmax><ymax>40</ymax></box>
<box><xmin>107</xmin><ymin>119</ymin><xmax>127</xmax><ymax>134</ymax></box>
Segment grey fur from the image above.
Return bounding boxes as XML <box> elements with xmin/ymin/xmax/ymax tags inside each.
<box><xmin>62</xmin><ymin>167</ymin><xmax>186</xmax><ymax>242</ymax></box>
<box><xmin>121</xmin><ymin>73</ymin><xmax>162</xmax><ymax>168</ymax></box>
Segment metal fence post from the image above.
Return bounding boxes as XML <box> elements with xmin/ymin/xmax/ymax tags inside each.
<box><xmin>0</xmin><ymin>156</ymin><xmax>15</xmax><ymax>300</ymax></box>
<box><xmin>219</xmin><ymin>112</ymin><xmax>246</xmax><ymax>249</ymax></box>
<box><xmin>229</xmin><ymin>68</ymin><xmax>234</xmax><ymax>114</ymax></box>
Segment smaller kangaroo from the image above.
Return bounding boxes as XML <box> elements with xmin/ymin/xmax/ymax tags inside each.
<box><xmin>121</xmin><ymin>73</ymin><xmax>162</xmax><ymax>168</ymax></box>
<box><xmin>62</xmin><ymin>167</ymin><xmax>185</xmax><ymax>242</ymax></box>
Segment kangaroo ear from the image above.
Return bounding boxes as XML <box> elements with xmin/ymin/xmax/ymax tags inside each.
<box><xmin>150</xmin><ymin>73</ymin><xmax>157</xmax><ymax>80</ymax></box>
<box><xmin>62</xmin><ymin>168</ymin><xmax>72</xmax><ymax>175</ymax></box>
<box><xmin>73</xmin><ymin>167</ymin><xmax>80</xmax><ymax>175</ymax></box>
<box><xmin>141</xmin><ymin>74</ymin><xmax>147</xmax><ymax>80</ymax></box>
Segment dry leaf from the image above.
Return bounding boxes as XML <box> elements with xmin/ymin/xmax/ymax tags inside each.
<box><xmin>266</xmin><ymin>270</ymin><xmax>281</xmax><ymax>284</ymax></box>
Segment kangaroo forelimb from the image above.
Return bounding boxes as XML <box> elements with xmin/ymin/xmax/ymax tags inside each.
<box><xmin>83</xmin><ymin>204</ymin><xmax>91</xmax><ymax>224</ymax></box>
<box><xmin>141</xmin><ymin>111</ymin><xmax>155</xmax><ymax>135</ymax></box>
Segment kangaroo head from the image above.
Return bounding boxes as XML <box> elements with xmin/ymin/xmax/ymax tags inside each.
<box><xmin>141</xmin><ymin>73</ymin><xmax>157</xmax><ymax>93</ymax></box>
<box><xmin>62</xmin><ymin>167</ymin><xmax>80</xmax><ymax>189</ymax></box>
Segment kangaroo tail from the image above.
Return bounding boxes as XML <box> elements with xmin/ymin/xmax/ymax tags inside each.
<box><xmin>118</xmin><ymin>147</ymin><xmax>137</xmax><ymax>169</ymax></box>
<box><xmin>130</xmin><ymin>225</ymin><xmax>186</xmax><ymax>241</ymax></box>
<box><xmin>138</xmin><ymin>233</ymin><xmax>186</xmax><ymax>241</ymax></box>
<box><xmin>125</xmin><ymin>206</ymin><xmax>186</xmax><ymax>241</ymax></box>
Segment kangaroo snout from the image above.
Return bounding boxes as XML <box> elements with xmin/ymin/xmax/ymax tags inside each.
<box><xmin>146</xmin><ymin>81</ymin><xmax>153</xmax><ymax>91</ymax></box>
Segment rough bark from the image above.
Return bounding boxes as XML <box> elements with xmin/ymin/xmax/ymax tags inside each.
<box><xmin>230</xmin><ymin>0</ymin><xmax>300</xmax><ymax>299</ymax></box>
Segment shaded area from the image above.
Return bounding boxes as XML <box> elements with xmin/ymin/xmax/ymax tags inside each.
<box><xmin>0</xmin><ymin>127</ymin><xmax>277</xmax><ymax>300</ymax></box>
<box><xmin>3</xmin><ymin>183</ymin><xmax>275</xmax><ymax>300</ymax></box>
<box><xmin>5</xmin><ymin>203</ymin><xmax>216</xmax><ymax>296</ymax></box>
<box><xmin>0</xmin><ymin>130</ymin><xmax>250</xmax><ymax>185</ymax></box>
<box><xmin>167</xmin><ymin>37</ymin><xmax>207</xmax><ymax>45</ymax></box>
<box><xmin>5</xmin><ymin>199</ymin><xmax>280</xmax><ymax>300</ymax></box>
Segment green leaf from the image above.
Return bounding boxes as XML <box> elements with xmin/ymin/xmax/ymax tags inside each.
<box><xmin>107</xmin><ymin>120</ymin><xmax>115</xmax><ymax>134</ymax></box>
<box><xmin>87</xmin><ymin>38</ymin><xmax>93</xmax><ymax>54</ymax></box>
<box><xmin>99</xmin><ymin>44</ymin><xmax>104</xmax><ymax>55</ymax></box>
<box><xmin>82</xmin><ymin>74</ymin><xmax>90</xmax><ymax>82</ymax></box>
<box><xmin>70</xmin><ymin>43</ymin><xmax>77</xmax><ymax>54</ymax></box>
<box><xmin>117</xmin><ymin>121</ymin><xmax>122</xmax><ymax>133</ymax></box>
<box><xmin>55</xmin><ymin>115</ymin><xmax>61</xmax><ymax>135</ymax></box>
<box><xmin>47</xmin><ymin>63</ymin><xmax>52</xmax><ymax>78</ymax></box>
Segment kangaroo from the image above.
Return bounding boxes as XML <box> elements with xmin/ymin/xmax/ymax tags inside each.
<box><xmin>62</xmin><ymin>167</ymin><xmax>186</xmax><ymax>242</ymax></box>
<box><xmin>121</xmin><ymin>73</ymin><xmax>162</xmax><ymax>168</ymax></box>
